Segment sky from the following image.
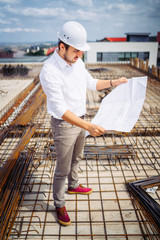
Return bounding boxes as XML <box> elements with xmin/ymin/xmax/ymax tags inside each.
<box><xmin>0</xmin><ymin>0</ymin><xmax>160</xmax><ymax>43</ymax></box>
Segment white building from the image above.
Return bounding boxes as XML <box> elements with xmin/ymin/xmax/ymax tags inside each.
<box><xmin>84</xmin><ymin>41</ymin><xmax>158</xmax><ymax>67</ymax></box>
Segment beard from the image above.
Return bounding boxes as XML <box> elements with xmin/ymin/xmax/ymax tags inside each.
<box><xmin>63</xmin><ymin>53</ymin><xmax>78</xmax><ymax>64</ymax></box>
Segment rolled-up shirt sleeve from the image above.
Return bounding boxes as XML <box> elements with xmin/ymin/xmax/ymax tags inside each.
<box><xmin>40</xmin><ymin>65</ymin><xmax>68</xmax><ymax>118</ymax></box>
<box><xmin>85</xmin><ymin>68</ymin><xmax>98</xmax><ymax>90</ymax></box>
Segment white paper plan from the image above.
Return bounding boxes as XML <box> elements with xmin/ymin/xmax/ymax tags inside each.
<box><xmin>86</xmin><ymin>76</ymin><xmax>147</xmax><ymax>136</ymax></box>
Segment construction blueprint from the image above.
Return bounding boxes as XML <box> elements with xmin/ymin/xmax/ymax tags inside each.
<box><xmin>86</xmin><ymin>76</ymin><xmax>148</xmax><ymax>136</ymax></box>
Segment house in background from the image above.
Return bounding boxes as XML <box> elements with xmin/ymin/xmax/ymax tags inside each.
<box><xmin>98</xmin><ymin>37</ymin><xmax>126</xmax><ymax>42</ymax></box>
<box><xmin>85</xmin><ymin>32</ymin><xmax>159</xmax><ymax>67</ymax></box>
<box><xmin>125</xmin><ymin>32</ymin><xmax>150</xmax><ymax>42</ymax></box>
<box><xmin>46</xmin><ymin>46</ymin><xmax>57</xmax><ymax>56</ymax></box>
<box><xmin>0</xmin><ymin>49</ymin><xmax>14</xmax><ymax>58</ymax></box>
<box><xmin>156</xmin><ymin>32</ymin><xmax>160</xmax><ymax>66</ymax></box>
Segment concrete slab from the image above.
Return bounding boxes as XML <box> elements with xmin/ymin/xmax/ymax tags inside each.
<box><xmin>0</xmin><ymin>79</ymin><xmax>33</xmax><ymax>111</ymax></box>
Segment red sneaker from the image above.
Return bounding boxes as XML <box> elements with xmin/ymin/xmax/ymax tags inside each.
<box><xmin>56</xmin><ymin>206</ymin><xmax>71</xmax><ymax>226</ymax></box>
<box><xmin>67</xmin><ymin>184</ymin><xmax>93</xmax><ymax>195</ymax></box>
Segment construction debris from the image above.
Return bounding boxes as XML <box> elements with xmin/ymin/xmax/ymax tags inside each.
<box><xmin>126</xmin><ymin>175</ymin><xmax>160</xmax><ymax>238</ymax></box>
<box><xmin>0</xmin><ymin>77</ymin><xmax>46</xmax><ymax>240</ymax></box>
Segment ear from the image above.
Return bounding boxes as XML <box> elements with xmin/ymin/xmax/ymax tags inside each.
<box><xmin>60</xmin><ymin>43</ymin><xmax>65</xmax><ymax>51</ymax></box>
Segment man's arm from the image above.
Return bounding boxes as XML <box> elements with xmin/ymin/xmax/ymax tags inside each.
<box><xmin>96</xmin><ymin>77</ymin><xmax>127</xmax><ymax>90</ymax></box>
<box><xmin>62</xmin><ymin>77</ymin><xmax>127</xmax><ymax>137</ymax></box>
<box><xmin>62</xmin><ymin>110</ymin><xmax>105</xmax><ymax>137</ymax></box>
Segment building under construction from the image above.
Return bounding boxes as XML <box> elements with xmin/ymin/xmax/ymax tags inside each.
<box><xmin>0</xmin><ymin>61</ymin><xmax>160</xmax><ymax>240</ymax></box>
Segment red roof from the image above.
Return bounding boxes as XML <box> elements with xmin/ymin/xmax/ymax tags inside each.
<box><xmin>46</xmin><ymin>46</ymin><xmax>57</xmax><ymax>56</ymax></box>
<box><xmin>157</xmin><ymin>32</ymin><xmax>160</xmax><ymax>43</ymax></box>
<box><xmin>106</xmin><ymin>37</ymin><xmax>126</xmax><ymax>42</ymax></box>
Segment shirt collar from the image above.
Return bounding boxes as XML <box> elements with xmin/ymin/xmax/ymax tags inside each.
<box><xmin>54</xmin><ymin>48</ymin><xmax>71</xmax><ymax>70</ymax></box>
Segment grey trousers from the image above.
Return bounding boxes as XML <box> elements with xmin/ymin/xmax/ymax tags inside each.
<box><xmin>51</xmin><ymin>116</ymin><xmax>86</xmax><ymax>208</ymax></box>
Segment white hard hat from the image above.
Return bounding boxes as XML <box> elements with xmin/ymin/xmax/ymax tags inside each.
<box><xmin>57</xmin><ymin>21</ymin><xmax>90</xmax><ymax>51</ymax></box>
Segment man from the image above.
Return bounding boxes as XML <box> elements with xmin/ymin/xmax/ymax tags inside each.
<box><xmin>40</xmin><ymin>21</ymin><xmax>127</xmax><ymax>226</ymax></box>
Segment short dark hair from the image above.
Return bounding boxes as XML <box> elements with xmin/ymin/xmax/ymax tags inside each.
<box><xmin>58</xmin><ymin>39</ymin><xmax>70</xmax><ymax>50</ymax></box>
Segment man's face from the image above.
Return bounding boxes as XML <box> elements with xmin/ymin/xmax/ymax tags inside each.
<box><xmin>60</xmin><ymin>44</ymin><xmax>83</xmax><ymax>65</ymax></box>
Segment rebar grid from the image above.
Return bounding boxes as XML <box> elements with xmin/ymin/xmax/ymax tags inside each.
<box><xmin>8</xmin><ymin>131</ymin><xmax>160</xmax><ymax>239</ymax></box>
<box><xmin>0</xmin><ymin>64</ymin><xmax>160</xmax><ymax>240</ymax></box>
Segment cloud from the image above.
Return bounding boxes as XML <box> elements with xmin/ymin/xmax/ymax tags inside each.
<box><xmin>68</xmin><ymin>0</ymin><xmax>93</xmax><ymax>7</ymax></box>
<box><xmin>76</xmin><ymin>9</ymin><xmax>97</xmax><ymax>20</ymax></box>
<box><xmin>22</xmin><ymin>7</ymin><xmax>66</xmax><ymax>17</ymax></box>
<box><xmin>4</xmin><ymin>5</ymin><xmax>97</xmax><ymax>21</ymax></box>
<box><xmin>114</xmin><ymin>22</ymin><xmax>124</xmax><ymax>27</ymax></box>
<box><xmin>0</xmin><ymin>0</ymin><xmax>159</xmax><ymax>42</ymax></box>
<box><xmin>0</xmin><ymin>0</ymin><xmax>21</xmax><ymax>3</ymax></box>
<box><xmin>10</xmin><ymin>17</ymin><xmax>21</xmax><ymax>24</ymax></box>
<box><xmin>4</xmin><ymin>5</ymin><xmax>67</xmax><ymax>18</ymax></box>
<box><xmin>0</xmin><ymin>27</ymin><xmax>41</xmax><ymax>32</ymax></box>
<box><xmin>107</xmin><ymin>3</ymin><xmax>135</xmax><ymax>12</ymax></box>
<box><xmin>0</xmin><ymin>15</ymin><xmax>20</xmax><ymax>25</ymax></box>
<box><xmin>0</xmin><ymin>17</ymin><xmax>10</xmax><ymax>24</ymax></box>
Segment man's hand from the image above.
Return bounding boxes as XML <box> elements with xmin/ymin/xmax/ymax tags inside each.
<box><xmin>87</xmin><ymin>123</ymin><xmax>106</xmax><ymax>137</ymax></box>
<box><xmin>62</xmin><ymin>110</ymin><xmax>106</xmax><ymax>137</ymax></box>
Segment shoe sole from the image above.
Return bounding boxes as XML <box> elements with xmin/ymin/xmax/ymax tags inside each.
<box><xmin>67</xmin><ymin>189</ymin><xmax>93</xmax><ymax>195</ymax></box>
<box><xmin>58</xmin><ymin>219</ymin><xmax>71</xmax><ymax>226</ymax></box>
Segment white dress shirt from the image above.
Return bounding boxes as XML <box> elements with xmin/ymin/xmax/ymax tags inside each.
<box><xmin>40</xmin><ymin>49</ymin><xmax>98</xmax><ymax>119</ymax></box>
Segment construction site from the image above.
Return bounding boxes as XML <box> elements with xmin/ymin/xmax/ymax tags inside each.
<box><xmin>0</xmin><ymin>60</ymin><xmax>160</xmax><ymax>240</ymax></box>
